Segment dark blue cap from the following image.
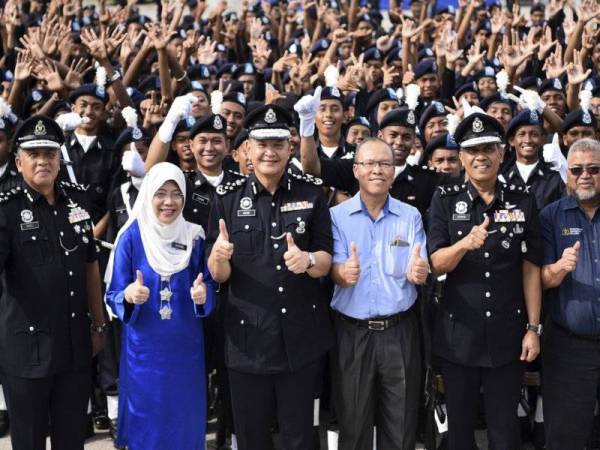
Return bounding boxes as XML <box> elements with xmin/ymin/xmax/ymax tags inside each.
<box><xmin>414</xmin><ymin>59</ymin><xmax>437</xmax><ymax>79</ymax></box>
<box><xmin>68</xmin><ymin>83</ymin><xmax>109</xmax><ymax>104</ymax></box>
<box><xmin>310</xmin><ymin>39</ymin><xmax>330</xmax><ymax>54</ymax></box>
<box><xmin>538</xmin><ymin>78</ymin><xmax>564</xmax><ymax>95</ymax></box>
<box><xmin>506</xmin><ymin>109</ymin><xmax>543</xmax><ymax>138</ymax></box>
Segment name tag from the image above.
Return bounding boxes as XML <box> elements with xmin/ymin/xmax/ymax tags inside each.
<box><xmin>171</xmin><ymin>242</ymin><xmax>188</xmax><ymax>250</ymax></box>
<box><xmin>452</xmin><ymin>213</ymin><xmax>470</xmax><ymax>221</ymax></box>
<box><xmin>20</xmin><ymin>222</ymin><xmax>40</xmax><ymax>231</ymax></box>
<box><xmin>237</xmin><ymin>210</ymin><xmax>256</xmax><ymax>217</ymax></box>
<box><xmin>192</xmin><ymin>193</ymin><xmax>210</xmax><ymax>205</ymax></box>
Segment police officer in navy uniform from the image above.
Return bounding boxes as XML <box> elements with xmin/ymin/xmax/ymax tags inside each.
<box><xmin>426</xmin><ymin>112</ymin><xmax>544</xmax><ymax>450</ymax></box>
<box><xmin>206</xmin><ymin>104</ymin><xmax>334</xmax><ymax>450</ymax></box>
<box><xmin>60</xmin><ymin>82</ymin><xmax>120</xmax><ymax>226</ymax></box>
<box><xmin>0</xmin><ymin>115</ymin><xmax>106</xmax><ymax>450</ymax></box>
<box><xmin>501</xmin><ymin>109</ymin><xmax>565</xmax><ymax>210</ymax></box>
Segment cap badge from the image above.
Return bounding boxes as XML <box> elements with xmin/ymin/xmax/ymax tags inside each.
<box><xmin>553</xmin><ymin>79</ymin><xmax>562</xmax><ymax>90</ymax></box>
<box><xmin>132</xmin><ymin>127</ymin><xmax>143</xmax><ymax>140</ymax></box>
<box><xmin>530</xmin><ymin>110</ymin><xmax>539</xmax><ymax>122</ymax></box>
<box><xmin>472</xmin><ymin>117</ymin><xmax>484</xmax><ymax>133</ymax></box>
<box><xmin>435</xmin><ymin>102</ymin><xmax>445</xmax><ymax>113</ymax></box>
<box><xmin>214</xmin><ymin>115</ymin><xmax>224</xmax><ymax>130</ymax></box>
<box><xmin>34</xmin><ymin>120</ymin><xmax>46</xmax><ymax>136</ymax></box>
<box><xmin>264</xmin><ymin>108</ymin><xmax>277</xmax><ymax>124</ymax></box>
<box><xmin>331</xmin><ymin>87</ymin><xmax>341</xmax><ymax>97</ymax></box>
<box><xmin>32</xmin><ymin>91</ymin><xmax>42</xmax><ymax>102</ymax></box>
<box><xmin>407</xmin><ymin>110</ymin><xmax>416</xmax><ymax>125</ymax></box>
<box><xmin>583</xmin><ymin>111</ymin><xmax>592</xmax><ymax>124</ymax></box>
<box><xmin>237</xmin><ymin>93</ymin><xmax>246</xmax><ymax>105</ymax></box>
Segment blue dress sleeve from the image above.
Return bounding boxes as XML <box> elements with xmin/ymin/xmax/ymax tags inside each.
<box><xmin>192</xmin><ymin>238</ymin><xmax>216</xmax><ymax>318</ymax></box>
<box><xmin>105</xmin><ymin>226</ymin><xmax>142</xmax><ymax>325</ymax></box>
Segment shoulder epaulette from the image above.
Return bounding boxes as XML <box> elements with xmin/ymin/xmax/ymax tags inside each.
<box><xmin>59</xmin><ymin>181</ymin><xmax>87</xmax><ymax>192</ymax></box>
<box><xmin>287</xmin><ymin>170</ymin><xmax>323</xmax><ymax>186</ymax></box>
<box><xmin>227</xmin><ymin>169</ymin><xmax>248</xmax><ymax>178</ymax></box>
<box><xmin>216</xmin><ymin>177</ymin><xmax>247</xmax><ymax>195</ymax></box>
<box><xmin>437</xmin><ymin>183</ymin><xmax>467</xmax><ymax>197</ymax></box>
<box><xmin>0</xmin><ymin>185</ymin><xmax>23</xmax><ymax>203</ymax></box>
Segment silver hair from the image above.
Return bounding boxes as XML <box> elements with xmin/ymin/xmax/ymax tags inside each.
<box><xmin>567</xmin><ymin>138</ymin><xmax>600</xmax><ymax>160</ymax></box>
<box><xmin>353</xmin><ymin>137</ymin><xmax>394</xmax><ymax>163</ymax></box>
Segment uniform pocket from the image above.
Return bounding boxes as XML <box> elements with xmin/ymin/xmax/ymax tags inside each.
<box><xmin>230</xmin><ymin>220</ymin><xmax>264</xmax><ymax>256</ymax></box>
<box><xmin>383</xmin><ymin>245</ymin><xmax>410</xmax><ymax>278</ymax></box>
<box><xmin>20</xmin><ymin>231</ymin><xmax>52</xmax><ymax>266</ymax></box>
<box><xmin>13</xmin><ymin>321</ymin><xmax>51</xmax><ymax>366</ymax></box>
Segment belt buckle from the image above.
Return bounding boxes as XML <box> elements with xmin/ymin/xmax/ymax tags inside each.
<box><xmin>368</xmin><ymin>320</ymin><xmax>386</xmax><ymax>331</ymax></box>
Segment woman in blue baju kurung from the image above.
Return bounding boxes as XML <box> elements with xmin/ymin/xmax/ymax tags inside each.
<box><xmin>105</xmin><ymin>162</ymin><xmax>215</xmax><ymax>450</ymax></box>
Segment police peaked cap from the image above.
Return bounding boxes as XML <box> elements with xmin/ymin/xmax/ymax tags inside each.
<box><xmin>14</xmin><ymin>115</ymin><xmax>64</xmax><ymax>151</ymax></box>
<box><xmin>190</xmin><ymin>114</ymin><xmax>228</xmax><ymax>138</ymax></box>
<box><xmin>453</xmin><ymin>112</ymin><xmax>505</xmax><ymax>148</ymax></box>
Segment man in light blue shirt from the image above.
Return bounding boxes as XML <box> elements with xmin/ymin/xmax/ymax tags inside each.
<box><xmin>329</xmin><ymin>137</ymin><xmax>428</xmax><ymax>450</ymax></box>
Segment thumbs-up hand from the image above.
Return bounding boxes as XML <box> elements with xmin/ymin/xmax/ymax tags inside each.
<box><xmin>461</xmin><ymin>215</ymin><xmax>490</xmax><ymax>251</ymax></box>
<box><xmin>406</xmin><ymin>243</ymin><xmax>429</xmax><ymax>285</ymax></box>
<box><xmin>125</xmin><ymin>270</ymin><xmax>150</xmax><ymax>304</ymax></box>
<box><xmin>283</xmin><ymin>233</ymin><xmax>310</xmax><ymax>274</ymax></box>
<box><xmin>213</xmin><ymin>219</ymin><xmax>234</xmax><ymax>263</ymax></box>
<box><xmin>342</xmin><ymin>242</ymin><xmax>361</xmax><ymax>286</ymax></box>
<box><xmin>190</xmin><ymin>272</ymin><xmax>207</xmax><ymax>305</ymax></box>
<box><xmin>559</xmin><ymin>240</ymin><xmax>580</xmax><ymax>273</ymax></box>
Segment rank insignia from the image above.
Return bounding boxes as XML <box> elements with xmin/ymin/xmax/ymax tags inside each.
<box><xmin>296</xmin><ymin>220</ymin><xmax>306</xmax><ymax>234</ymax></box>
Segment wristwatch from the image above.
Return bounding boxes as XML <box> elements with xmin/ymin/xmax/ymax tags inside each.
<box><xmin>306</xmin><ymin>252</ymin><xmax>316</xmax><ymax>270</ymax></box>
<box><xmin>526</xmin><ymin>323</ymin><xmax>543</xmax><ymax>336</ymax></box>
<box><xmin>91</xmin><ymin>323</ymin><xmax>108</xmax><ymax>334</ymax></box>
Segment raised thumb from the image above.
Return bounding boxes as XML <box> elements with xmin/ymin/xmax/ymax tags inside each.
<box><xmin>350</xmin><ymin>242</ymin><xmax>358</xmax><ymax>260</ymax></box>
<box><xmin>573</xmin><ymin>240</ymin><xmax>581</xmax><ymax>252</ymax></box>
<box><xmin>481</xmin><ymin>215</ymin><xmax>490</xmax><ymax>229</ymax></box>
<box><xmin>136</xmin><ymin>270</ymin><xmax>144</xmax><ymax>286</ymax></box>
<box><xmin>286</xmin><ymin>232</ymin><xmax>296</xmax><ymax>248</ymax></box>
<box><xmin>194</xmin><ymin>272</ymin><xmax>203</xmax><ymax>286</ymax></box>
<box><xmin>219</xmin><ymin>219</ymin><xmax>229</xmax><ymax>240</ymax></box>
<box><xmin>412</xmin><ymin>243</ymin><xmax>422</xmax><ymax>259</ymax></box>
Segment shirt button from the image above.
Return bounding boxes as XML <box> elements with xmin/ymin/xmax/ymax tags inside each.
<box><xmin>240</xmin><ymin>319</ymin><xmax>245</xmax><ymax>325</ymax></box>
<box><xmin>278</xmin><ymin>286</ymin><xmax>284</xmax><ymax>292</ymax></box>
<box><xmin>53</xmin><ymin>211</ymin><xmax>58</xmax><ymax>216</ymax></box>
<box><xmin>312</xmin><ymin>304</ymin><xmax>316</xmax><ymax>309</ymax></box>
<box><xmin>457</xmin><ymin>231</ymin><xmax>463</xmax><ymax>236</ymax></box>
<box><xmin>271</xmin><ymin>202</ymin><xmax>276</xmax><ymax>207</ymax></box>
<box><xmin>60</xmin><ymin>232</ymin><xmax>64</xmax><ymax>237</ymax></box>
<box><xmin>69</xmin><ymin>271</ymin><xmax>73</xmax><ymax>276</ymax></box>
<box><xmin>273</xmin><ymin>243</ymin><xmax>279</xmax><ymax>249</ymax></box>
<box><xmin>64</xmin><ymin>251</ymin><xmax>69</xmax><ymax>256</ymax></box>
<box><xmin>484</xmin><ymin>272</ymin><xmax>490</xmax><ymax>278</ymax></box>
<box><xmin>272</xmin><ymin>222</ymin><xmax>277</xmax><ymax>227</ymax></box>
<box><xmin>517</xmin><ymin>309</ymin><xmax>521</xmax><ymax>314</ymax></box>
<box><xmin>486</xmin><ymin>311</ymin><xmax>491</xmax><ymax>317</ymax></box>
<box><xmin>244</xmin><ymin>224</ymin><xmax>250</xmax><ymax>230</ymax></box>
<box><xmin>71</xmin><ymin>312</ymin><xmax>76</xmax><ymax>318</ymax></box>
<box><xmin>484</xmin><ymin>252</ymin><xmax>490</xmax><ymax>258</ymax></box>
<box><xmin>485</xmin><ymin>292</ymin><xmax>491</xmax><ymax>298</ymax></box>
<box><xmin>276</xmin><ymin>265</ymin><xmax>281</xmax><ymax>270</ymax></box>
<box><xmin>193</xmin><ymin>208</ymin><xmax>198</xmax><ymax>213</ymax></box>
<box><xmin>281</xmin><ymin>308</ymin><xmax>287</xmax><ymax>313</ymax></box>
<box><xmin>29</xmin><ymin>326</ymin><xmax>34</xmax><ymax>331</ymax></box>
<box><xmin>32</xmin><ymin>236</ymin><xmax>37</xmax><ymax>241</ymax></box>
<box><xmin>70</xmin><ymin>291</ymin><xmax>74</xmax><ymax>296</ymax></box>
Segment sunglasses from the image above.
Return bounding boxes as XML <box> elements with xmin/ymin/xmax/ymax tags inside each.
<box><xmin>568</xmin><ymin>166</ymin><xmax>600</xmax><ymax>176</ymax></box>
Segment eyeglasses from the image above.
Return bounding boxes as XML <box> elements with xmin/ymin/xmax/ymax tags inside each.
<box><xmin>568</xmin><ymin>165</ymin><xmax>600</xmax><ymax>176</ymax></box>
<box><xmin>355</xmin><ymin>160</ymin><xmax>395</xmax><ymax>170</ymax></box>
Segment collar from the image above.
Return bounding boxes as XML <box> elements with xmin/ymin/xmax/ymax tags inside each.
<box><xmin>561</xmin><ymin>195</ymin><xmax>582</xmax><ymax>211</ymax></box>
<box><xmin>248</xmin><ymin>172</ymin><xmax>291</xmax><ymax>198</ymax></box>
<box><xmin>20</xmin><ymin>179</ymin><xmax>67</xmax><ymax>204</ymax></box>
<box><xmin>0</xmin><ymin>162</ymin><xmax>8</xmax><ymax>179</ymax></box>
<box><xmin>465</xmin><ymin>180</ymin><xmax>505</xmax><ymax>206</ymax></box>
<box><xmin>347</xmin><ymin>192</ymin><xmax>396</xmax><ymax>216</ymax></box>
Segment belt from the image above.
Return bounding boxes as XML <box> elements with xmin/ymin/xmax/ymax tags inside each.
<box><xmin>338</xmin><ymin>308</ymin><xmax>413</xmax><ymax>331</ymax></box>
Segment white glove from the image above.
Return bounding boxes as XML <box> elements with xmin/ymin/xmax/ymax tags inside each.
<box><xmin>122</xmin><ymin>143</ymin><xmax>146</xmax><ymax>177</ymax></box>
<box><xmin>406</xmin><ymin>150</ymin><xmax>421</xmax><ymax>166</ymax></box>
<box><xmin>56</xmin><ymin>112</ymin><xmax>84</xmax><ymax>132</ymax></box>
<box><xmin>514</xmin><ymin>86</ymin><xmax>546</xmax><ymax>113</ymax></box>
<box><xmin>294</xmin><ymin>86</ymin><xmax>322</xmax><ymax>137</ymax></box>
<box><xmin>543</xmin><ymin>133</ymin><xmax>567</xmax><ymax>183</ymax></box>
<box><xmin>158</xmin><ymin>94</ymin><xmax>197</xmax><ymax>143</ymax></box>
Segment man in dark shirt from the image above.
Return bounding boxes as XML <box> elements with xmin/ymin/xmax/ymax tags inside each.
<box><xmin>426</xmin><ymin>112</ymin><xmax>543</xmax><ymax>450</ymax></box>
<box><xmin>540</xmin><ymin>138</ymin><xmax>600</xmax><ymax>450</ymax></box>
<box><xmin>206</xmin><ymin>104</ymin><xmax>333</xmax><ymax>450</ymax></box>
<box><xmin>0</xmin><ymin>116</ymin><xmax>106</xmax><ymax>450</ymax></box>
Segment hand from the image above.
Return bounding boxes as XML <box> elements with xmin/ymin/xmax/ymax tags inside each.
<box><xmin>146</xmin><ymin>22</ymin><xmax>176</xmax><ymax>51</ymax></box>
<box><xmin>33</xmin><ymin>59</ymin><xmax>64</xmax><ymax>92</ymax></box>
<box><xmin>64</xmin><ymin>58</ymin><xmax>92</xmax><ymax>90</ymax></box>
<box><xmin>125</xmin><ymin>270</ymin><xmax>150</xmax><ymax>304</ymax></box>
<box><xmin>283</xmin><ymin>233</ymin><xmax>310</xmax><ymax>274</ymax></box>
<box><xmin>520</xmin><ymin>330</ymin><xmax>540</xmax><ymax>362</ymax></box>
<box><xmin>406</xmin><ymin>244</ymin><xmax>429</xmax><ymax>285</ymax></box>
<box><xmin>212</xmin><ymin>219</ymin><xmax>234</xmax><ymax>263</ymax></box>
<box><xmin>557</xmin><ymin>241</ymin><xmax>580</xmax><ymax>273</ymax></box>
<box><xmin>144</xmin><ymin>93</ymin><xmax>168</xmax><ymax>127</ymax></box>
<box><xmin>294</xmin><ymin>85</ymin><xmax>321</xmax><ymax>136</ymax></box>
<box><xmin>14</xmin><ymin>49</ymin><xmax>34</xmax><ymax>81</ymax></box>
<box><xmin>197</xmin><ymin>36</ymin><xmax>218</xmax><ymax>65</ymax></box>
<box><xmin>537</xmin><ymin>26</ymin><xmax>557</xmax><ymax>59</ymax></box>
<box><xmin>579</xmin><ymin>0</ymin><xmax>600</xmax><ymax>23</ymax></box>
<box><xmin>56</xmin><ymin>112</ymin><xmax>84</xmax><ymax>132</ymax></box>
<box><xmin>461</xmin><ymin>215</ymin><xmax>490</xmax><ymax>251</ymax></box>
<box><xmin>272</xmin><ymin>51</ymin><xmax>298</xmax><ymax>73</ymax></box>
<box><xmin>567</xmin><ymin>49</ymin><xmax>592</xmax><ymax>86</ymax></box>
<box><xmin>251</xmin><ymin>38</ymin><xmax>272</xmax><ymax>73</ymax></box>
<box><xmin>341</xmin><ymin>242</ymin><xmax>360</xmax><ymax>286</ymax></box>
<box><xmin>190</xmin><ymin>273</ymin><xmax>207</xmax><ymax>305</ymax></box>
<box><xmin>402</xmin><ymin>63</ymin><xmax>415</xmax><ymax>87</ymax></box>
<box><xmin>265</xmin><ymin>84</ymin><xmax>283</xmax><ymax>105</ymax></box>
<box><xmin>542</xmin><ymin>44</ymin><xmax>566</xmax><ymax>79</ymax></box>
<box><xmin>80</xmin><ymin>27</ymin><xmax>109</xmax><ymax>61</ymax></box>
<box><xmin>382</xmin><ymin>65</ymin><xmax>400</xmax><ymax>88</ymax></box>
<box><xmin>547</xmin><ymin>0</ymin><xmax>564</xmax><ymax>18</ymax></box>
<box><xmin>91</xmin><ymin>331</ymin><xmax>106</xmax><ymax>356</ymax></box>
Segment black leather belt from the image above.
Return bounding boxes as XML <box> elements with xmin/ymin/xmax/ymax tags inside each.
<box><xmin>338</xmin><ymin>308</ymin><xmax>413</xmax><ymax>331</ymax></box>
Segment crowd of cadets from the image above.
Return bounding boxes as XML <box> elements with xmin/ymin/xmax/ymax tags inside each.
<box><xmin>0</xmin><ymin>0</ymin><xmax>599</xmax><ymax>448</ymax></box>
